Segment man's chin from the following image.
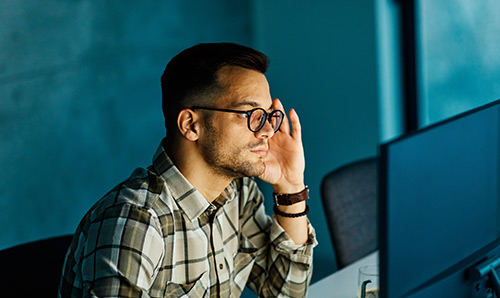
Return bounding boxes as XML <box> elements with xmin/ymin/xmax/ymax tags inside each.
<box><xmin>242</xmin><ymin>160</ymin><xmax>266</xmax><ymax>178</ymax></box>
<box><xmin>252</xmin><ymin>167</ymin><xmax>266</xmax><ymax>178</ymax></box>
<box><xmin>255</xmin><ymin>159</ymin><xmax>266</xmax><ymax>173</ymax></box>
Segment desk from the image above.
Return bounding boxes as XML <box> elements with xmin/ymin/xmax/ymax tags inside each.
<box><xmin>308</xmin><ymin>251</ymin><xmax>378</xmax><ymax>298</ymax></box>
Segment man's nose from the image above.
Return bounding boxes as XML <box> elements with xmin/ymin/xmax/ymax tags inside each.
<box><xmin>255</xmin><ymin>118</ymin><xmax>275</xmax><ymax>139</ymax></box>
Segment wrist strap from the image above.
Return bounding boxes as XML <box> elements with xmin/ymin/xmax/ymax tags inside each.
<box><xmin>273</xmin><ymin>204</ymin><xmax>309</xmax><ymax>218</ymax></box>
<box><xmin>273</xmin><ymin>186</ymin><xmax>309</xmax><ymax>206</ymax></box>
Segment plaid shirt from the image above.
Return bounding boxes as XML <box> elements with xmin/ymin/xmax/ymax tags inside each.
<box><xmin>59</xmin><ymin>140</ymin><xmax>317</xmax><ymax>298</ymax></box>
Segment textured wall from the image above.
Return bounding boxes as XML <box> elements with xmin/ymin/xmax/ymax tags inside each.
<box><xmin>0</xmin><ymin>0</ymin><xmax>252</xmax><ymax>249</ymax></box>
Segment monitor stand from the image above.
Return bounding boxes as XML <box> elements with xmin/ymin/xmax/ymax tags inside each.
<box><xmin>469</xmin><ymin>256</ymin><xmax>500</xmax><ymax>298</ymax></box>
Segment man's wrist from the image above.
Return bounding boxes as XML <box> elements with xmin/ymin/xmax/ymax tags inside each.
<box><xmin>273</xmin><ymin>185</ymin><xmax>309</xmax><ymax>206</ymax></box>
<box><xmin>275</xmin><ymin>200</ymin><xmax>306</xmax><ymax>211</ymax></box>
<box><xmin>272</xmin><ymin>182</ymin><xmax>305</xmax><ymax>194</ymax></box>
<box><xmin>274</xmin><ymin>204</ymin><xmax>309</xmax><ymax>218</ymax></box>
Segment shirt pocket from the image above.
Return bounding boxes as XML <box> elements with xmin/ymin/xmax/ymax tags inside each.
<box><xmin>164</xmin><ymin>271</ymin><xmax>209</xmax><ymax>298</ymax></box>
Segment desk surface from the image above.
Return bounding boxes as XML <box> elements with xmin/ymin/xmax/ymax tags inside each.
<box><xmin>308</xmin><ymin>252</ymin><xmax>379</xmax><ymax>298</ymax></box>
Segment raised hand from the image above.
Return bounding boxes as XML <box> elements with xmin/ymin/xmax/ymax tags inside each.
<box><xmin>259</xmin><ymin>98</ymin><xmax>305</xmax><ymax>194</ymax></box>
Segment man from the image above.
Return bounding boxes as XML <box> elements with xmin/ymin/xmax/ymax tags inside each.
<box><xmin>59</xmin><ymin>43</ymin><xmax>317</xmax><ymax>297</ymax></box>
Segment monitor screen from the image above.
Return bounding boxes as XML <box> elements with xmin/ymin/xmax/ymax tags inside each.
<box><xmin>379</xmin><ymin>99</ymin><xmax>500</xmax><ymax>298</ymax></box>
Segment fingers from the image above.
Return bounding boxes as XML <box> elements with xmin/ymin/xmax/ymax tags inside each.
<box><xmin>289</xmin><ymin>108</ymin><xmax>302</xmax><ymax>140</ymax></box>
<box><xmin>273</xmin><ymin>98</ymin><xmax>289</xmax><ymax>134</ymax></box>
<box><xmin>273</xmin><ymin>98</ymin><xmax>301</xmax><ymax>140</ymax></box>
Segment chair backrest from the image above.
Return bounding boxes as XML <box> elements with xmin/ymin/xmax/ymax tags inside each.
<box><xmin>0</xmin><ymin>235</ymin><xmax>73</xmax><ymax>296</ymax></box>
<box><xmin>321</xmin><ymin>157</ymin><xmax>378</xmax><ymax>269</ymax></box>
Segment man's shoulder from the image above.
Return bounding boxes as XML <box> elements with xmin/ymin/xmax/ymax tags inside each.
<box><xmin>120</xmin><ymin>167</ymin><xmax>166</xmax><ymax>198</ymax></box>
<box><xmin>85</xmin><ymin>167</ymin><xmax>171</xmax><ymax>222</ymax></box>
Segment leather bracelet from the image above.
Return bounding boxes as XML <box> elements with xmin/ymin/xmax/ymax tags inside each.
<box><xmin>273</xmin><ymin>186</ymin><xmax>309</xmax><ymax>206</ymax></box>
<box><xmin>273</xmin><ymin>204</ymin><xmax>309</xmax><ymax>218</ymax></box>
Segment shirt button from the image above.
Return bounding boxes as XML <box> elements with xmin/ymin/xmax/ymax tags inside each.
<box><xmin>219</xmin><ymin>264</ymin><xmax>224</xmax><ymax>270</ymax></box>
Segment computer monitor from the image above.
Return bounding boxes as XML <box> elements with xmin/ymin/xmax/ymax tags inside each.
<box><xmin>379</xmin><ymin>99</ymin><xmax>500</xmax><ymax>298</ymax></box>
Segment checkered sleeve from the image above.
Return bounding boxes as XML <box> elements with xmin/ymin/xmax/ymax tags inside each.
<box><xmin>78</xmin><ymin>203</ymin><xmax>164</xmax><ymax>297</ymax></box>
<box><xmin>242</xmin><ymin>179</ymin><xmax>317</xmax><ymax>298</ymax></box>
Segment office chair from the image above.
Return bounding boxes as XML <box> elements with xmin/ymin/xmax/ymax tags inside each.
<box><xmin>0</xmin><ymin>234</ymin><xmax>73</xmax><ymax>296</ymax></box>
<box><xmin>321</xmin><ymin>157</ymin><xmax>378</xmax><ymax>269</ymax></box>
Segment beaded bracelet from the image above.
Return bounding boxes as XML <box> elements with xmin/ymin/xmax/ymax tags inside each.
<box><xmin>273</xmin><ymin>204</ymin><xmax>309</xmax><ymax>218</ymax></box>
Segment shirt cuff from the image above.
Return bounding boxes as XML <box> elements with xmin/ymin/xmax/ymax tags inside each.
<box><xmin>270</xmin><ymin>214</ymin><xmax>318</xmax><ymax>264</ymax></box>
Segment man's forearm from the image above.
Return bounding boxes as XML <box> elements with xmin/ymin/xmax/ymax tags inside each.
<box><xmin>275</xmin><ymin>201</ymin><xmax>309</xmax><ymax>244</ymax></box>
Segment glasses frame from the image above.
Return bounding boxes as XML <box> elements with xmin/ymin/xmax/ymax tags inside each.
<box><xmin>190</xmin><ymin>106</ymin><xmax>284</xmax><ymax>133</ymax></box>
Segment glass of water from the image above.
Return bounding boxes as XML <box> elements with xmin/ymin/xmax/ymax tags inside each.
<box><xmin>358</xmin><ymin>264</ymin><xmax>379</xmax><ymax>298</ymax></box>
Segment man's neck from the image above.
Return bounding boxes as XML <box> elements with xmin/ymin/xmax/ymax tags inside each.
<box><xmin>166</xmin><ymin>142</ymin><xmax>232</xmax><ymax>203</ymax></box>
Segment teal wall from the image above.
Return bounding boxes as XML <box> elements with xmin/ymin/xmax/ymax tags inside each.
<box><xmin>0</xmin><ymin>0</ymin><xmax>252</xmax><ymax>249</ymax></box>
<box><xmin>1</xmin><ymin>0</ymin><xmax>383</xmax><ymax>289</ymax></box>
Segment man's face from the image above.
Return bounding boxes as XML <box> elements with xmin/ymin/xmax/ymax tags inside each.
<box><xmin>198</xmin><ymin>66</ymin><xmax>275</xmax><ymax>179</ymax></box>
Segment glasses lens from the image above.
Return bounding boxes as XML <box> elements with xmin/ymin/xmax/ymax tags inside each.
<box><xmin>270</xmin><ymin>111</ymin><xmax>284</xmax><ymax>132</ymax></box>
<box><xmin>248</xmin><ymin>109</ymin><xmax>284</xmax><ymax>132</ymax></box>
<box><xmin>249</xmin><ymin>109</ymin><xmax>266</xmax><ymax>132</ymax></box>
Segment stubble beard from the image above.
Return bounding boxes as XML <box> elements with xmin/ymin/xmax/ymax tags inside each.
<box><xmin>201</xmin><ymin>122</ymin><xmax>267</xmax><ymax>179</ymax></box>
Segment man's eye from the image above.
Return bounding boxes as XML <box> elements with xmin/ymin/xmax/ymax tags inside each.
<box><xmin>250</xmin><ymin>112</ymin><xmax>263</xmax><ymax>122</ymax></box>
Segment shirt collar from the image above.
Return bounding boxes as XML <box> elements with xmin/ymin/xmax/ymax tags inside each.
<box><xmin>151</xmin><ymin>139</ymin><xmax>237</xmax><ymax>222</ymax></box>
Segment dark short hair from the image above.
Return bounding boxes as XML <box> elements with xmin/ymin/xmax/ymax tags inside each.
<box><xmin>161</xmin><ymin>43</ymin><xmax>269</xmax><ymax>140</ymax></box>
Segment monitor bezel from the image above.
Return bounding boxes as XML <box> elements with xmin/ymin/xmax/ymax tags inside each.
<box><xmin>379</xmin><ymin>98</ymin><xmax>500</xmax><ymax>298</ymax></box>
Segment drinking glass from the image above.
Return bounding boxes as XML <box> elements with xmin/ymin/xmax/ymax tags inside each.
<box><xmin>358</xmin><ymin>264</ymin><xmax>379</xmax><ymax>298</ymax></box>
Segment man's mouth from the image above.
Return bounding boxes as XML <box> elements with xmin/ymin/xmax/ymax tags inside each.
<box><xmin>250</xmin><ymin>142</ymin><xmax>269</xmax><ymax>156</ymax></box>
<box><xmin>251</xmin><ymin>148</ymin><xmax>268</xmax><ymax>156</ymax></box>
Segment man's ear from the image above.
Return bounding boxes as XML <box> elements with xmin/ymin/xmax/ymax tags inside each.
<box><xmin>177</xmin><ymin>109</ymin><xmax>200</xmax><ymax>141</ymax></box>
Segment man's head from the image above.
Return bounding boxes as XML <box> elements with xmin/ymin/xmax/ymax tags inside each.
<box><xmin>161</xmin><ymin>43</ymin><xmax>269</xmax><ymax>142</ymax></box>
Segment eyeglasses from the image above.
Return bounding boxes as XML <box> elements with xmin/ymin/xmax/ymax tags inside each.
<box><xmin>191</xmin><ymin>106</ymin><xmax>284</xmax><ymax>133</ymax></box>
